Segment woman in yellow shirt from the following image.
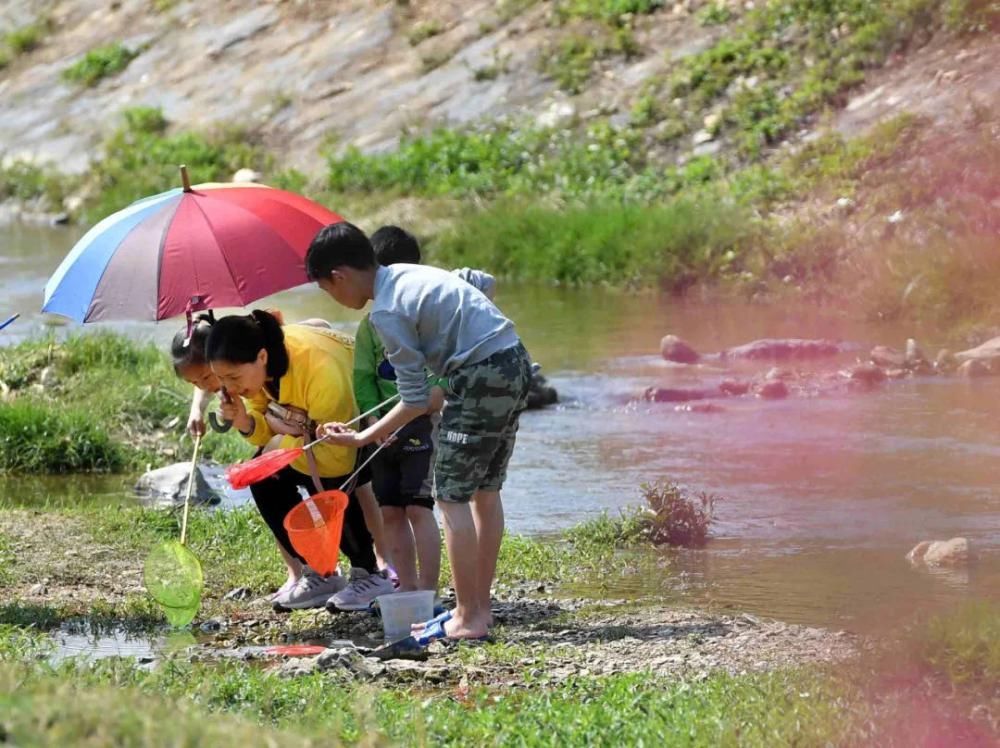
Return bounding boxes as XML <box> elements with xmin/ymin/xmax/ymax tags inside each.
<box><xmin>206</xmin><ymin>310</ymin><xmax>395</xmax><ymax>610</ymax></box>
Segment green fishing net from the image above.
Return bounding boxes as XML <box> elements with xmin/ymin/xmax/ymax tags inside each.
<box><xmin>144</xmin><ymin>540</ymin><xmax>203</xmax><ymax>627</ymax></box>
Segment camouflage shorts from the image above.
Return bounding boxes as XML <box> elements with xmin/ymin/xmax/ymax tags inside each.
<box><xmin>434</xmin><ymin>342</ymin><xmax>532</xmax><ymax>503</ymax></box>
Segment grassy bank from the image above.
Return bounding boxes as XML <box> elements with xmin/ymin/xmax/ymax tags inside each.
<box><xmin>0</xmin><ymin>333</ymin><xmax>248</xmax><ymax>473</ymax></box>
<box><xmin>0</xmin><ymin>653</ymin><xmax>854</xmax><ymax>747</ymax></box>
<box><xmin>0</xmin><ymin>598</ymin><xmax>996</xmax><ymax>745</ymax></box>
<box><xmin>1</xmin><ymin>491</ymin><xmax>997</xmax><ymax>745</ymax></box>
<box><xmin>0</xmin><ymin>495</ymin><xmax>651</xmax><ymax>625</ymax></box>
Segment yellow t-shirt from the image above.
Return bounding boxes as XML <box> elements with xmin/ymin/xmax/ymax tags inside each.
<box><xmin>243</xmin><ymin>324</ymin><xmax>358</xmax><ymax>478</ymax></box>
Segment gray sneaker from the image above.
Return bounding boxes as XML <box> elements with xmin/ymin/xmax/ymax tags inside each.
<box><xmin>280</xmin><ymin>568</ymin><xmax>347</xmax><ymax>610</ymax></box>
<box><xmin>327</xmin><ymin>569</ymin><xmax>396</xmax><ymax>612</ymax></box>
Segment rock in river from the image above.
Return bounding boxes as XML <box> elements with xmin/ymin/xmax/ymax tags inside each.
<box><xmin>906</xmin><ymin>537</ymin><xmax>974</xmax><ymax>567</ymax></box>
<box><xmin>660</xmin><ymin>335</ymin><xmax>701</xmax><ymax>364</ymax></box>
<box><xmin>721</xmin><ymin>338</ymin><xmax>841</xmax><ymax>361</ymax></box>
<box><xmin>955</xmin><ymin>336</ymin><xmax>1000</xmax><ymax>373</ymax></box>
<box><xmin>134</xmin><ymin>462</ymin><xmax>221</xmax><ymax>508</ymax></box>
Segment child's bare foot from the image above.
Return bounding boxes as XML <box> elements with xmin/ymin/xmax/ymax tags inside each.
<box><xmin>442</xmin><ymin>612</ymin><xmax>490</xmax><ymax>641</ymax></box>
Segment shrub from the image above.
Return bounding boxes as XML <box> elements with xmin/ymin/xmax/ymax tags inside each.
<box><xmin>915</xmin><ymin>601</ymin><xmax>1000</xmax><ymax>687</ymax></box>
<box><xmin>408</xmin><ymin>20</ymin><xmax>443</xmax><ymax>45</ymax></box>
<box><xmin>944</xmin><ymin>0</ymin><xmax>1000</xmax><ymax>31</ymax></box>
<box><xmin>540</xmin><ymin>28</ymin><xmax>638</xmax><ymax>93</ymax></box>
<box><xmin>0</xmin><ymin>400</ymin><xmax>125</xmax><ymax>473</ymax></box>
<box><xmin>639</xmin><ymin>480</ymin><xmax>717</xmax><ymax>547</ymax></box>
<box><xmin>83</xmin><ymin>107</ymin><xmax>275</xmax><ymax>220</ymax></box>
<box><xmin>0</xmin><ymin>160</ymin><xmax>71</xmax><ymax>208</ymax></box>
<box><xmin>430</xmin><ymin>197</ymin><xmax>755</xmax><ymax>288</ymax></box>
<box><xmin>5</xmin><ymin>23</ymin><xmax>45</xmax><ymax>55</ymax></box>
<box><xmin>62</xmin><ymin>43</ymin><xmax>138</xmax><ymax>86</ymax></box>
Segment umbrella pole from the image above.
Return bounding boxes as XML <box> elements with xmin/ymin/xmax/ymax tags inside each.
<box><xmin>180</xmin><ymin>164</ymin><xmax>192</xmax><ymax>192</ymax></box>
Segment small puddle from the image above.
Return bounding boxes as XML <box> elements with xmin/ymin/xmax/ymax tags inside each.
<box><xmin>48</xmin><ymin>623</ymin><xmax>378</xmax><ymax>665</ymax></box>
<box><xmin>49</xmin><ymin>627</ymin><xmax>186</xmax><ymax>664</ymax></box>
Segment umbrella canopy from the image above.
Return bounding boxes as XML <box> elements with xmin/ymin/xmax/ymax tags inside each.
<box><xmin>42</xmin><ymin>169</ymin><xmax>342</xmax><ymax>323</ymax></box>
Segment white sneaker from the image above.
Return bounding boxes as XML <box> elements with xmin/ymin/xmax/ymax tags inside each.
<box><xmin>327</xmin><ymin>568</ymin><xmax>396</xmax><ymax>611</ymax></box>
<box><xmin>280</xmin><ymin>568</ymin><xmax>347</xmax><ymax>610</ymax></box>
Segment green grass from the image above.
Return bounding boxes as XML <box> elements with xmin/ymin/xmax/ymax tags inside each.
<box><xmin>0</xmin><ymin>663</ymin><xmax>321</xmax><ymax>747</ymax></box>
<box><xmin>82</xmin><ymin>106</ymin><xmax>286</xmax><ymax>222</ymax></box>
<box><xmin>430</xmin><ymin>196</ymin><xmax>754</xmax><ymax>288</ymax></box>
<box><xmin>540</xmin><ymin>27</ymin><xmax>638</xmax><ymax>93</ymax></box>
<box><xmin>62</xmin><ymin>43</ymin><xmax>139</xmax><ymax>86</ymax></box>
<box><xmin>2</xmin><ymin>598</ymin><xmax>995</xmax><ymax>745</ymax></box>
<box><xmin>553</xmin><ymin>0</ymin><xmax>665</xmax><ymax>25</ymax></box>
<box><xmin>408</xmin><ymin>19</ymin><xmax>444</xmax><ymax>45</ymax></box>
<box><xmin>915</xmin><ymin>601</ymin><xmax>1000</xmax><ymax>687</ymax></box>
<box><xmin>0</xmin><ymin>636</ymin><xmax>857</xmax><ymax>747</ymax></box>
<box><xmin>0</xmin><ymin>333</ymin><xmax>250</xmax><ymax>473</ymax></box>
<box><xmin>5</xmin><ymin>22</ymin><xmax>46</xmax><ymax>55</ymax></box>
<box><xmin>0</xmin><ymin>401</ymin><xmax>126</xmax><ymax>473</ymax></box>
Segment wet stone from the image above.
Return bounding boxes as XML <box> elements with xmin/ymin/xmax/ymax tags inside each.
<box><xmin>223</xmin><ymin>586</ymin><xmax>253</xmax><ymax>601</ymax></box>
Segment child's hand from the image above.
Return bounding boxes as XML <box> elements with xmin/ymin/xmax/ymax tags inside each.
<box><xmin>187</xmin><ymin>412</ymin><xmax>206</xmax><ymax>437</ymax></box>
<box><xmin>317</xmin><ymin>422</ymin><xmax>362</xmax><ymax>447</ymax></box>
<box><xmin>219</xmin><ymin>390</ymin><xmax>252</xmax><ymax>434</ymax></box>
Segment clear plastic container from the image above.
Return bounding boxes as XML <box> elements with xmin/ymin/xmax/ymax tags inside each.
<box><xmin>377</xmin><ymin>590</ymin><xmax>435</xmax><ymax>640</ymax></box>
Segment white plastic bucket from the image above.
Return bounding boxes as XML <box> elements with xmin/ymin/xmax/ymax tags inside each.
<box><xmin>377</xmin><ymin>590</ymin><xmax>434</xmax><ymax>641</ymax></box>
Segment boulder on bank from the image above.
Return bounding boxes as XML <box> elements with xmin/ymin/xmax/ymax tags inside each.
<box><xmin>721</xmin><ymin>338</ymin><xmax>841</xmax><ymax>361</ymax></box>
<box><xmin>906</xmin><ymin>537</ymin><xmax>973</xmax><ymax>567</ymax></box>
<box><xmin>134</xmin><ymin>462</ymin><xmax>221</xmax><ymax>508</ymax></box>
<box><xmin>660</xmin><ymin>335</ymin><xmax>701</xmax><ymax>364</ymax></box>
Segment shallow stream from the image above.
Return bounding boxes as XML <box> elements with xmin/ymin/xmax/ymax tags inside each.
<box><xmin>3</xmin><ymin>223</ymin><xmax>999</xmax><ymax>638</ymax></box>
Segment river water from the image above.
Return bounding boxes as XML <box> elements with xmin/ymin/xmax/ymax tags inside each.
<box><xmin>3</xmin><ymin>222</ymin><xmax>999</xmax><ymax>635</ymax></box>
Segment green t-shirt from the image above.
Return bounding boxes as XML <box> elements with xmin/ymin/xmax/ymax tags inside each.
<box><xmin>354</xmin><ymin>315</ymin><xmax>444</xmax><ymax>417</ymax></box>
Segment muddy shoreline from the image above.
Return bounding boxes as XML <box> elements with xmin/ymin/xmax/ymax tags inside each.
<box><xmin>2</xmin><ymin>507</ymin><xmax>858</xmax><ymax>688</ymax></box>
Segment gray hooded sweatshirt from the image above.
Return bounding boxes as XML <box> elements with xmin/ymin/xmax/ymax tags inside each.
<box><xmin>369</xmin><ymin>263</ymin><xmax>519</xmax><ymax>407</ymax></box>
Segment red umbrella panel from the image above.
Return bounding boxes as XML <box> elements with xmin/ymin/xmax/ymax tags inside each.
<box><xmin>43</xmin><ymin>181</ymin><xmax>342</xmax><ymax>323</ymax></box>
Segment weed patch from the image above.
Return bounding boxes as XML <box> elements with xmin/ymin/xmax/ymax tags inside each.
<box><xmin>430</xmin><ymin>197</ymin><xmax>755</xmax><ymax>288</ymax></box>
<box><xmin>5</xmin><ymin>22</ymin><xmax>46</xmax><ymax>55</ymax></box>
<box><xmin>62</xmin><ymin>43</ymin><xmax>138</xmax><ymax>87</ymax></box>
<box><xmin>0</xmin><ymin>401</ymin><xmax>126</xmax><ymax>473</ymax></box>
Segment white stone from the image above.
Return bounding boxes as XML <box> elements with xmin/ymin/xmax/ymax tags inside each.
<box><xmin>232</xmin><ymin>168</ymin><xmax>262</xmax><ymax>183</ymax></box>
<box><xmin>907</xmin><ymin>538</ymin><xmax>973</xmax><ymax>567</ymax></box>
<box><xmin>536</xmin><ymin>101</ymin><xmax>576</xmax><ymax>129</ymax></box>
<box><xmin>692</xmin><ymin>129</ymin><xmax>714</xmax><ymax>145</ymax></box>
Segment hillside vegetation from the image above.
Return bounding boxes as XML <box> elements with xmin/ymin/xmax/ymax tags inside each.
<box><xmin>1</xmin><ymin>0</ymin><xmax>999</xmax><ymax>326</ymax></box>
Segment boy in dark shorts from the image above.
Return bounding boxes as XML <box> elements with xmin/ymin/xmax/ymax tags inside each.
<box><xmin>307</xmin><ymin>222</ymin><xmax>530</xmax><ymax>644</ymax></box>
<box><xmin>354</xmin><ymin>226</ymin><xmax>440</xmax><ymax>595</ymax></box>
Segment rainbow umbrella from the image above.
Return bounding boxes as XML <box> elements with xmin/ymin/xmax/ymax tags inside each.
<box><xmin>42</xmin><ymin>167</ymin><xmax>342</xmax><ymax>323</ymax></box>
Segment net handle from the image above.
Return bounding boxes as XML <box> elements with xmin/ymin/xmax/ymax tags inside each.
<box><xmin>180</xmin><ymin>434</ymin><xmax>203</xmax><ymax>546</ymax></box>
<box><xmin>301</xmin><ymin>393</ymin><xmax>400</xmax><ymax>452</ymax></box>
<box><xmin>302</xmin><ymin>494</ymin><xmax>324</xmax><ymax>526</ymax></box>
<box><xmin>298</xmin><ymin>424</ymin><xmax>403</xmax><ymax>530</ymax></box>
<box><xmin>337</xmin><ymin>425</ymin><xmax>404</xmax><ymax>492</ymax></box>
